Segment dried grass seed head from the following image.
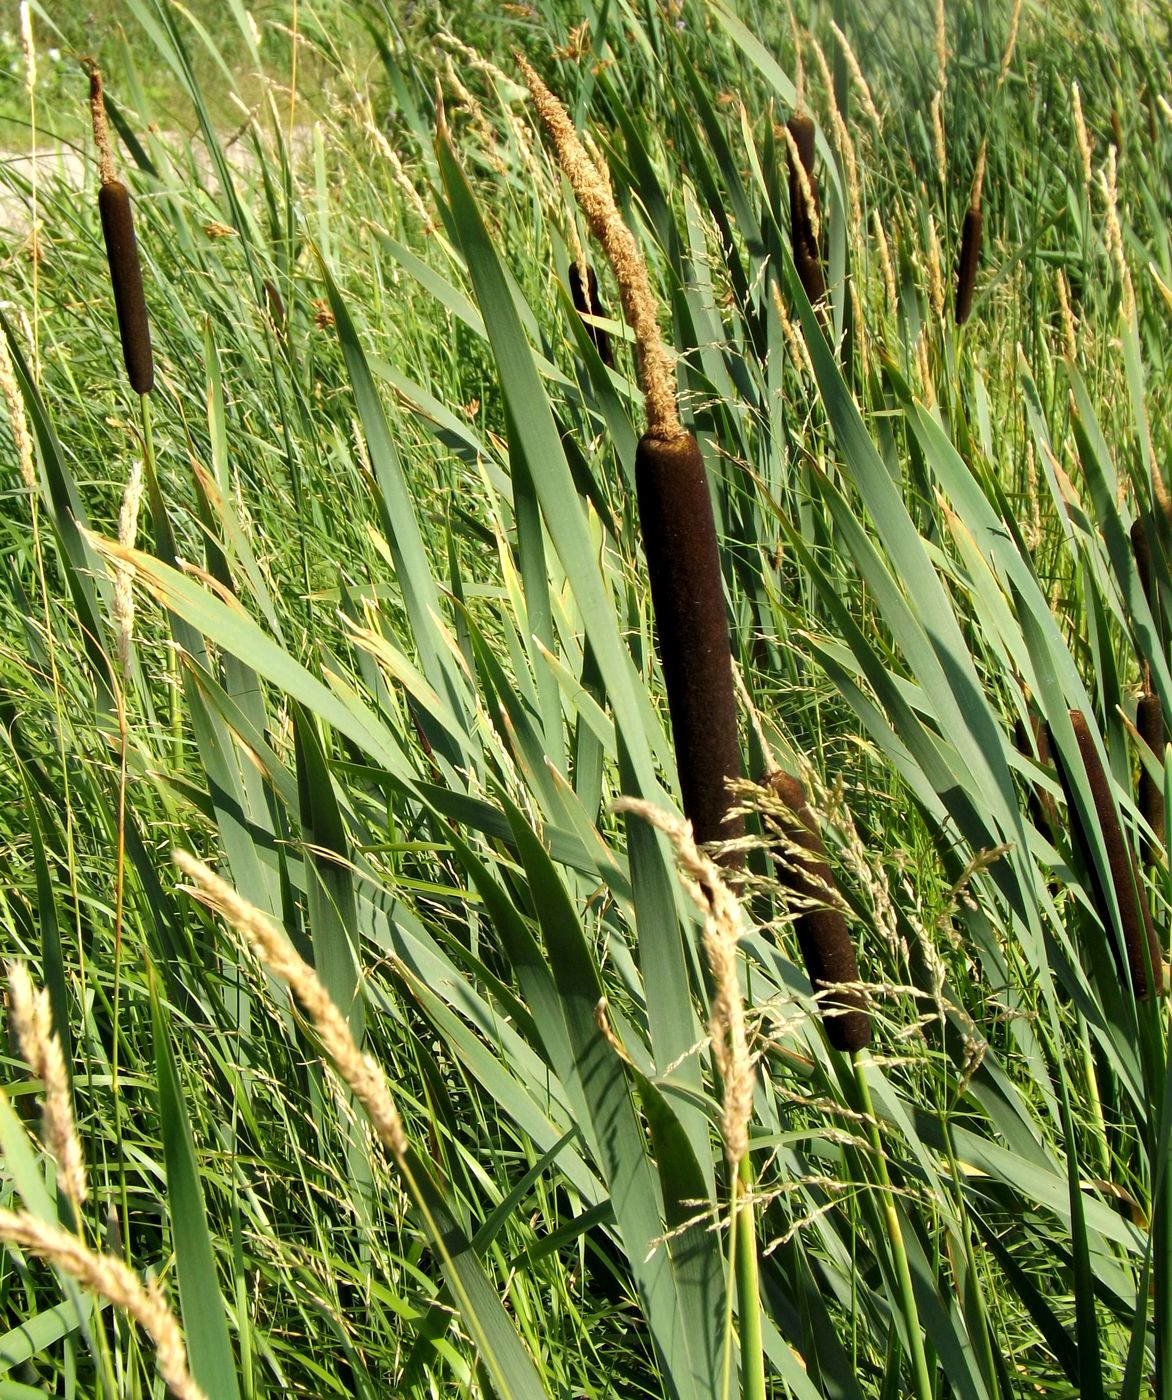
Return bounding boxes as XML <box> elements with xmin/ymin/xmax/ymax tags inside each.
<box><xmin>613</xmin><ymin>799</ymin><xmax>754</xmax><ymax>1168</ymax></box>
<box><xmin>6</xmin><ymin>963</ymin><xmax>87</xmax><ymax>1211</ymax></box>
<box><xmin>516</xmin><ymin>52</ymin><xmax>680</xmax><ymax>439</ymax></box>
<box><xmin>0</xmin><ymin>1208</ymin><xmax>205</xmax><ymax>1400</ymax></box>
<box><xmin>173</xmin><ymin>851</ymin><xmax>408</xmax><ymax>1158</ymax></box>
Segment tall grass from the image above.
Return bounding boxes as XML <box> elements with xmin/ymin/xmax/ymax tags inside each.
<box><xmin>1</xmin><ymin>0</ymin><xmax>1171</xmax><ymax>1396</ymax></box>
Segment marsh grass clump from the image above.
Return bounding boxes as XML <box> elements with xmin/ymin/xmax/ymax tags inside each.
<box><xmin>87</xmin><ymin>64</ymin><xmax>153</xmax><ymax>395</ymax></box>
<box><xmin>762</xmin><ymin>770</ymin><xmax>871</xmax><ymax>1051</ymax></box>
<box><xmin>519</xmin><ymin>54</ymin><xmax>744</xmax><ymax>850</ymax></box>
<box><xmin>1054</xmin><ymin>710</ymin><xmax>1163</xmax><ymax>998</ymax></box>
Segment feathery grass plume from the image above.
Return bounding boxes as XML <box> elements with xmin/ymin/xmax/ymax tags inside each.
<box><xmin>7</xmin><ymin>963</ymin><xmax>87</xmax><ymax>1214</ymax></box>
<box><xmin>761</xmin><ymin>771</ymin><xmax>871</xmax><ymax>1052</ymax></box>
<box><xmin>1053</xmin><ymin>710</ymin><xmax>1163</xmax><ymax>998</ymax></box>
<box><xmin>0</xmin><ymin>330</ymin><xmax>36</xmax><ymax>492</ymax></box>
<box><xmin>87</xmin><ymin>64</ymin><xmax>154</xmax><ymax>395</ymax></box>
<box><xmin>954</xmin><ymin>142</ymin><xmax>985</xmax><ymax>325</ymax></box>
<box><xmin>613</xmin><ymin>798</ymin><xmax>754</xmax><ymax>1169</ymax></box>
<box><xmin>113</xmin><ymin>460</ymin><xmax>144</xmax><ymax>685</ymax></box>
<box><xmin>829</xmin><ymin>21</ymin><xmax>881</xmax><ymax>130</ymax></box>
<box><xmin>1071</xmin><ymin>81</ymin><xmax>1094</xmax><ymax>192</ymax></box>
<box><xmin>1055</xmin><ymin>268</ymin><xmax>1078</xmax><ymax>360</ymax></box>
<box><xmin>783</xmin><ymin>114</ymin><xmax>827</xmax><ymax>315</ymax></box>
<box><xmin>1137</xmin><ymin>687</ymin><xmax>1166</xmax><ymax>862</ymax></box>
<box><xmin>173</xmin><ymin>851</ymin><xmax>408</xmax><ymax>1158</ymax></box>
<box><xmin>568</xmin><ymin>262</ymin><xmax>614</xmax><ymax>366</ymax></box>
<box><xmin>0</xmin><ymin>1209</ymin><xmax>206</xmax><ymax>1400</ymax></box>
<box><xmin>873</xmin><ymin>210</ymin><xmax>897</xmax><ymax>309</ymax></box>
<box><xmin>519</xmin><ymin>54</ymin><xmax>744</xmax><ymax>850</ymax></box>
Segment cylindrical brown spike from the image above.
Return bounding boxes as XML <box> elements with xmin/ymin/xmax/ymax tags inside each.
<box><xmin>786</xmin><ymin>115</ymin><xmax>826</xmax><ymax>312</ymax></box>
<box><xmin>1056</xmin><ymin>710</ymin><xmax>1163</xmax><ymax>998</ymax></box>
<box><xmin>764</xmin><ymin>771</ymin><xmax>871</xmax><ymax>1051</ymax></box>
<box><xmin>955</xmin><ymin>207</ymin><xmax>983</xmax><ymax>326</ymax></box>
<box><xmin>1015</xmin><ymin>714</ymin><xmax>1059</xmax><ymax>835</ymax></box>
<box><xmin>635</xmin><ymin>431</ymin><xmax>743</xmax><ymax>855</ymax></box>
<box><xmin>1131</xmin><ymin>515</ymin><xmax>1154</xmax><ymax>614</ymax></box>
<box><xmin>1138</xmin><ymin>689</ymin><xmax>1166</xmax><ymax>862</ymax></box>
<box><xmin>568</xmin><ymin>263</ymin><xmax>614</xmax><ymax>367</ymax></box>
<box><xmin>98</xmin><ymin>181</ymin><xmax>153</xmax><ymax>394</ymax></box>
<box><xmin>263</xmin><ymin>279</ymin><xmax>287</xmax><ymax>337</ymax></box>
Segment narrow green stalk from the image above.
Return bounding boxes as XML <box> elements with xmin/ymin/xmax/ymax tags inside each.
<box><xmin>735</xmin><ymin>1154</ymin><xmax>767</xmax><ymax>1400</ymax></box>
<box><xmin>855</xmin><ymin>1054</ymin><xmax>933</xmax><ymax>1400</ymax></box>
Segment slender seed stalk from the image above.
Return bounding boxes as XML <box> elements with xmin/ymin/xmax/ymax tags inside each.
<box><xmin>855</xmin><ymin>1056</ymin><xmax>933</xmax><ymax>1400</ymax></box>
<box><xmin>734</xmin><ymin>1155</ymin><xmax>766</xmax><ymax>1400</ymax></box>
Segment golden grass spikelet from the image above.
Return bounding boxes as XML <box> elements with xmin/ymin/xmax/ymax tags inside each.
<box><xmin>0</xmin><ymin>1208</ymin><xmax>206</xmax><ymax>1400</ymax></box>
<box><xmin>515</xmin><ymin>52</ymin><xmax>680</xmax><ymax>439</ymax></box>
<box><xmin>872</xmin><ymin>210</ymin><xmax>897</xmax><ymax>308</ymax></box>
<box><xmin>7</xmin><ymin>963</ymin><xmax>87</xmax><ymax>1213</ymax></box>
<box><xmin>829</xmin><ymin>21</ymin><xmax>881</xmax><ymax>129</ymax></box>
<box><xmin>1071</xmin><ymin>82</ymin><xmax>1094</xmax><ymax>192</ymax></box>
<box><xmin>0</xmin><ymin>330</ymin><xmax>35</xmax><ymax>492</ymax></box>
<box><xmin>613</xmin><ymin>799</ymin><xmax>754</xmax><ymax>1169</ymax></box>
<box><xmin>173</xmin><ymin>852</ymin><xmax>408</xmax><ymax>1159</ymax></box>
<box><xmin>113</xmin><ymin>459</ymin><xmax>143</xmax><ymax>684</ymax></box>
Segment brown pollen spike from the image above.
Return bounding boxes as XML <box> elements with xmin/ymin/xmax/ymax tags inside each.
<box><xmin>635</xmin><ymin>431</ymin><xmax>743</xmax><ymax>855</ymax></box>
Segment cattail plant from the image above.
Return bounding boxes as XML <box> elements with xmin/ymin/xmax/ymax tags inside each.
<box><xmin>955</xmin><ymin>142</ymin><xmax>985</xmax><ymax>325</ymax></box>
<box><xmin>1014</xmin><ymin>712</ymin><xmax>1059</xmax><ymax>836</ymax></box>
<box><xmin>87</xmin><ymin>64</ymin><xmax>153</xmax><ymax>395</ymax></box>
<box><xmin>1053</xmin><ymin>710</ymin><xmax>1163</xmax><ymax>999</ymax></box>
<box><xmin>785</xmin><ymin>113</ymin><xmax>827</xmax><ymax>314</ymax></box>
<box><xmin>1137</xmin><ymin>685</ymin><xmax>1166</xmax><ymax>862</ymax></box>
<box><xmin>518</xmin><ymin>54</ymin><xmax>744</xmax><ymax>852</ymax></box>
<box><xmin>762</xmin><ymin>770</ymin><xmax>871</xmax><ymax>1051</ymax></box>
<box><xmin>568</xmin><ymin>261</ymin><xmax>614</xmax><ymax>366</ymax></box>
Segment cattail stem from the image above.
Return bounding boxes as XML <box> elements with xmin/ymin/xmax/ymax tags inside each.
<box><xmin>764</xmin><ymin>771</ymin><xmax>871</xmax><ymax>1050</ymax></box>
<box><xmin>855</xmin><ymin>1058</ymin><xmax>934</xmax><ymax>1400</ymax></box>
<box><xmin>734</xmin><ymin>1156</ymin><xmax>766</xmax><ymax>1400</ymax></box>
<box><xmin>1054</xmin><ymin>710</ymin><xmax>1163</xmax><ymax>998</ymax></box>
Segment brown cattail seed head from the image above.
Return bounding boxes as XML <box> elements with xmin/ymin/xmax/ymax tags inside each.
<box><xmin>1056</xmin><ymin>710</ymin><xmax>1163</xmax><ymax>998</ymax></box>
<box><xmin>954</xmin><ymin>206</ymin><xmax>982</xmax><ymax>325</ymax></box>
<box><xmin>99</xmin><ymin>182</ymin><xmax>154</xmax><ymax>395</ymax></box>
<box><xmin>1015</xmin><ymin>714</ymin><xmax>1058</xmax><ymax>835</ymax></box>
<box><xmin>1132</xmin><ymin>515</ymin><xmax>1155</xmax><ymax>614</ymax></box>
<box><xmin>786</xmin><ymin>114</ymin><xmax>827</xmax><ymax>312</ymax></box>
<box><xmin>568</xmin><ymin>262</ymin><xmax>614</xmax><ymax>367</ymax></box>
<box><xmin>263</xmin><ymin>279</ymin><xmax>287</xmax><ymax>337</ymax></box>
<box><xmin>635</xmin><ymin>431</ymin><xmax>743</xmax><ymax>853</ymax></box>
<box><xmin>764</xmin><ymin>771</ymin><xmax>871</xmax><ymax>1051</ymax></box>
<box><xmin>1138</xmin><ymin>689</ymin><xmax>1166</xmax><ymax>862</ymax></box>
